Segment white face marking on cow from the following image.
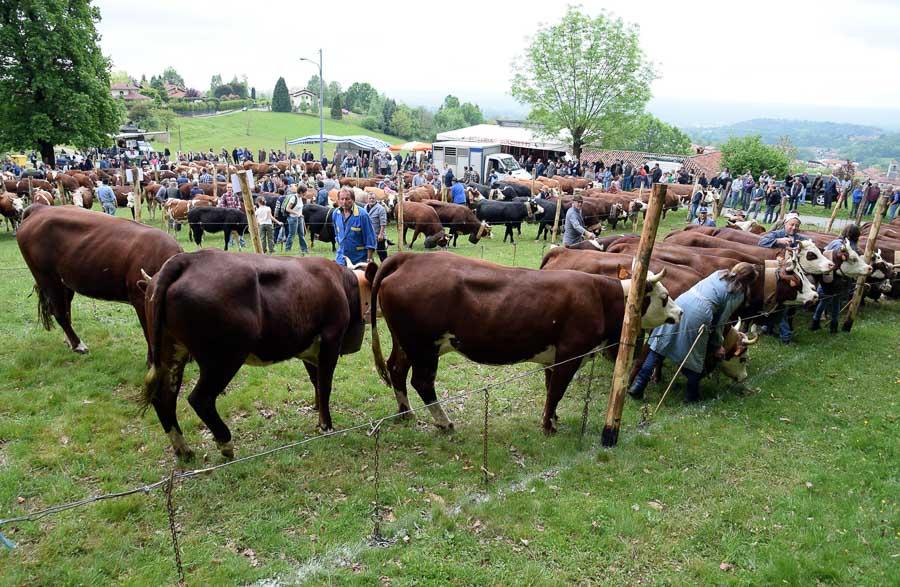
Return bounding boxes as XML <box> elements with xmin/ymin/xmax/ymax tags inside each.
<box><xmin>126</xmin><ymin>193</ymin><xmax>135</xmax><ymax>208</ymax></box>
<box><xmin>527</xmin><ymin>346</ymin><xmax>556</xmax><ymax>366</ymax></box>
<box><xmin>620</xmin><ymin>273</ymin><xmax>683</xmax><ymax>328</ymax></box>
<box><xmin>797</xmin><ymin>240</ymin><xmax>833</xmax><ymax>274</ymax></box>
<box><xmin>11</xmin><ymin>197</ymin><xmax>24</xmax><ymax>213</ymax></box>
<box><xmin>838</xmin><ymin>245</ymin><xmax>872</xmax><ymax>278</ymax></box>
<box><xmin>787</xmin><ymin>267</ymin><xmax>818</xmax><ymax>305</ymax></box>
<box><xmin>719</xmin><ymin>355</ymin><xmax>748</xmax><ymax>381</ymax></box>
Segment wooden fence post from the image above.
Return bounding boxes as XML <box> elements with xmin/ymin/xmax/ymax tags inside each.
<box><xmin>397</xmin><ymin>176</ymin><xmax>405</xmax><ymax>252</ymax></box>
<box><xmin>777</xmin><ymin>194</ymin><xmax>788</xmax><ymax>223</ymax></box>
<box><xmin>56</xmin><ymin>179</ymin><xmax>66</xmax><ymax>205</ymax></box>
<box><xmin>601</xmin><ymin>183</ymin><xmax>668</xmax><ymax>448</ymax></box>
<box><xmin>550</xmin><ymin>194</ymin><xmax>564</xmax><ymax>244</ymax></box>
<box><xmin>825</xmin><ymin>193</ymin><xmax>845</xmax><ymax>233</ymax></box>
<box><xmin>236</xmin><ymin>170</ymin><xmax>263</xmax><ymax>254</ymax></box>
<box><xmin>842</xmin><ymin>195</ymin><xmax>887</xmax><ymax>332</ymax></box>
<box><xmin>133</xmin><ymin>170</ymin><xmax>142</xmax><ymax>222</ymax></box>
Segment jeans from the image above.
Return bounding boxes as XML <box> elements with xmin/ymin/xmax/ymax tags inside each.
<box><xmin>799</xmin><ymin>187</ymin><xmax>807</xmax><ymax>204</ymax></box>
<box><xmin>851</xmin><ymin>201</ymin><xmax>861</xmax><ymax>217</ymax></box>
<box><xmin>729</xmin><ymin>191</ymin><xmax>742</xmax><ymax>208</ymax></box>
<box><xmin>788</xmin><ymin>196</ymin><xmax>799</xmax><ymax>211</ymax></box>
<box><xmin>812</xmin><ymin>284</ymin><xmax>842</xmax><ymax>331</ymax></box>
<box><xmin>623</xmin><ymin>176</ymin><xmax>632</xmax><ymax>191</ymax></box>
<box><xmin>772</xmin><ymin>308</ymin><xmax>793</xmax><ymax>343</ymax></box>
<box><xmin>102</xmin><ymin>203</ymin><xmax>116</xmax><ymax>215</ymax></box>
<box><xmin>748</xmin><ymin>201</ymin><xmax>761</xmax><ymax>219</ymax></box>
<box><xmin>741</xmin><ymin>190</ymin><xmax>751</xmax><ymax>210</ymax></box>
<box><xmin>631</xmin><ymin>350</ymin><xmax>701</xmax><ymax>402</ymax></box>
<box><xmin>863</xmin><ymin>200</ymin><xmax>876</xmax><ymax>216</ymax></box>
<box><xmin>763</xmin><ymin>205</ymin><xmax>778</xmax><ymax>223</ymax></box>
<box><xmin>284</xmin><ymin>216</ymin><xmax>308</xmax><ymax>253</ymax></box>
<box><xmin>889</xmin><ymin>202</ymin><xmax>899</xmax><ymax>221</ymax></box>
<box><xmin>260</xmin><ymin>223</ymin><xmax>275</xmax><ymax>254</ymax></box>
<box><xmin>688</xmin><ymin>201</ymin><xmax>700</xmax><ymax>222</ymax></box>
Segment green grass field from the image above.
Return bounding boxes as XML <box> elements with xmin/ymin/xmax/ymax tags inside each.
<box><xmin>0</xmin><ymin>209</ymin><xmax>897</xmax><ymax>585</ymax></box>
<box><xmin>155</xmin><ymin>111</ymin><xmax>404</xmax><ymax>155</ymax></box>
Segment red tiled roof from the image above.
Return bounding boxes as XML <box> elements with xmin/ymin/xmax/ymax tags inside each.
<box><xmin>580</xmin><ymin>148</ymin><xmax>721</xmax><ymax>177</ymax></box>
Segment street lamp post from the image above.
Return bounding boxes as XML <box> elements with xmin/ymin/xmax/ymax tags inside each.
<box><xmin>299</xmin><ymin>49</ymin><xmax>324</xmax><ymax>162</ymax></box>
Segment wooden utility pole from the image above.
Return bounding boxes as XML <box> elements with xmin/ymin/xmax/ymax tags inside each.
<box><xmin>235</xmin><ymin>170</ymin><xmax>263</xmax><ymax>254</ymax></box>
<box><xmin>601</xmin><ymin>183</ymin><xmax>668</xmax><ymax>448</ymax></box>
<box><xmin>397</xmin><ymin>175</ymin><xmax>405</xmax><ymax>251</ymax></box>
<box><xmin>842</xmin><ymin>195</ymin><xmax>887</xmax><ymax>332</ymax></box>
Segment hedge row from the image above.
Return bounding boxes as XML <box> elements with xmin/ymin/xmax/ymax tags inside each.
<box><xmin>170</xmin><ymin>99</ymin><xmax>255</xmax><ymax>113</ymax></box>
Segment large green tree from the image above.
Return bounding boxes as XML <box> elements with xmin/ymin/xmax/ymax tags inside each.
<box><xmin>330</xmin><ymin>93</ymin><xmax>343</xmax><ymax>120</ymax></box>
<box><xmin>271</xmin><ymin>77</ymin><xmax>292</xmax><ymax>112</ymax></box>
<box><xmin>344</xmin><ymin>82</ymin><xmax>378</xmax><ymax>113</ymax></box>
<box><xmin>510</xmin><ymin>6</ymin><xmax>656</xmax><ymax>157</ymax></box>
<box><xmin>720</xmin><ymin>135</ymin><xmax>791</xmax><ymax>179</ymax></box>
<box><xmin>602</xmin><ymin>113</ymin><xmax>692</xmax><ymax>155</ymax></box>
<box><xmin>0</xmin><ymin>1</ymin><xmax>121</xmax><ymax>167</ymax></box>
<box><xmin>160</xmin><ymin>66</ymin><xmax>184</xmax><ymax>87</ymax></box>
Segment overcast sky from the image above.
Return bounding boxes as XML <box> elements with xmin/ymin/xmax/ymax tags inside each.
<box><xmin>94</xmin><ymin>0</ymin><xmax>900</xmax><ymax>125</ymax></box>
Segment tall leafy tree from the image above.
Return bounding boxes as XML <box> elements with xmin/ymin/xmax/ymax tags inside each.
<box><xmin>720</xmin><ymin>135</ymin><xmax>790</xmax><ymax>179</ymax></box>
<box><xmin>271</xmin><ymin>77</ymin><xmax>292</xmax><ymax>112</ymax></box>
<box><xmin>210</xmin><ymin>73</ymin><xmax>222</xmax><ymax>94</ymax></box>
<box><xmin>344</xmin><ymin>82</ymin><xmax>378</xmax><ymax>113</ymax></box>
<box><xmin>160</xmin><ymin>66</ymin><xmax>184</xmax><ymax>87</ymax></box>
<box><xmin>381</xmin><ymin>99</ymin><xmax>397</xmax><ymax>134</ymax></box>
<box><xmin>330</xmin><ymin>93</ymin><xmax>343</xmax><ymax>120</ymax></box>
<box><xmin>511</xmin><ymin>7</ymin><xmax>656</xmax><ymax>157</ymax></box>
<box><xmin>0</xmin><ymin>1</ymin><xmax>122</xmax><ymax>167</ymax></box>
<box><xmin>602</xmin><ymin>113</ymin><xmax>692</xmax><ymax>155</ymax></box>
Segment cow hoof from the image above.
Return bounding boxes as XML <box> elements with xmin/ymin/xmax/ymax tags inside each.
<box><xmin>175</xmin><ymin>447</ymin><xmax>195</xmax><ymax>462</ymax></box>
<box><xmin>74</xmin><ymin>342</ymin><xmax>89</xmax><ymax>354</ymax></box>
<box><xmin>318</xmin><ymin>423</ymin><xmax>334</xmax><ymax>434</ymax></box>
<box><xmin>435</xmin><ymin>421</ymin><xmax>455</xmax><ymax>433</ymax></box>
<box><xmin>217</xmin><ymin>441</ymin><xmax>235</xmax><ymax>460</ymax></box>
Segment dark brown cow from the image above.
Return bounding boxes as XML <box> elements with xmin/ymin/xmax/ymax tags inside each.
<box><xmin>541</xmin><ymin>247</ymin><xmax>817</xmax><ymax>315</ymax></box>
<box><xmin>16</xmin><ymin>205</ymin><xmax>182</xmax><ymax>354</ymax></box>
<box><xmin>369</xmin><ymin>252</ymin><xmax>682</xmax><ymax>434</ymax></box>
<box><xmin>422</xmin><ymin>200</ymin><xmax>491</xmax><ymax>246</ymax></box>
<box><xmin>664</xmin><ymin>231</ymin><xmax>835</xmax><ymax>274</ymax></box>
<box><xmin>3</xmin><ymin>180</ymin><xmax>18</xmax><ymax>193</ymax></box>
<box><xmin>141</xmin><ymin>250</ymin><xmax>377</xmax><ymax>459</ymax></box>
<box><xmin>399</xmin><ymin>201</ymin><xmax>450</xmax><ymax>248</ymax></box>
<box><xmin>608</xmin><ymin>236</ymin><xmax>762</xmax><ymax>264</ymax></box>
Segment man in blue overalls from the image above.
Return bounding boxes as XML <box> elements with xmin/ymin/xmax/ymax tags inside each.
<box><xmin>333</xmin><ymin>187</ymin><xmax>376</xmax><ymax>266</ymax></box>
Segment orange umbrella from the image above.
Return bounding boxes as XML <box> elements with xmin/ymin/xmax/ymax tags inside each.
<box><xmin>389</xmin><ymin>141</ymin><xmax>432</xmax><ymax>152</ymax></box>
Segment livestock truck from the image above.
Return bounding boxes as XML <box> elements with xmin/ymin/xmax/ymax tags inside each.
<box><xmin>431</xmin><ymin>141</ymin><xmax>532</xmax><ymax>183</ymax></box>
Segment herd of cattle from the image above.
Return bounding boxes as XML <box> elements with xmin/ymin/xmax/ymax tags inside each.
<box><xmin>3</xmin><ymin>161</ymin><xmax>900</xmax><ymax>460</ymax></box>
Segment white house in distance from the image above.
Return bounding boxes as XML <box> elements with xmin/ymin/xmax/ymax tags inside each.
<box><xmin>290</xmin><ymin>89</ymin><xmax>317</xmax><ymax>110</ymax></box>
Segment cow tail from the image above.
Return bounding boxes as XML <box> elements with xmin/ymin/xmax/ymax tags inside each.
<box><xmin>370</xmin><ymin>255</ymin><xmax>402</xmax><ymax>387</ymax></box>
<box><xmin>34</xmin><ymin>285</ymin><xmax>54</xmax><ymax>331</ymax></box>
<box><xmin>140</xmin><ymin>255</ymin><xmax>185</xmax><ymax>412</ymax></box>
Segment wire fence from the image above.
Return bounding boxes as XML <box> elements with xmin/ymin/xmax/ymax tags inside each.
<box><xmin>0</xmin><ymin>204</ymin><xmax>893</xmax><ymax>581</ymax></box>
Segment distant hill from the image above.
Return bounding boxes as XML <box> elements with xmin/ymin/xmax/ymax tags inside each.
<box><xmin>153</xmin><ymin>111</ymin><xmax>403</xmax><ymax>154</ymax></box>
<box><xmin>685</xmin><ymin>118</ymin><xmax>884</xmax><ymax>149</ymax></box>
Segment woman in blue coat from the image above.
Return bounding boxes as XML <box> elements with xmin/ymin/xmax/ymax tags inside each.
<box><xmin>629</xmin><ymin>262</ymin><xmax>758</xmax><ymax>402</ymax></box>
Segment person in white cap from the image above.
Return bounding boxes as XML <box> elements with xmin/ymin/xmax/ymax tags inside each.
<box><xmin>758</xmin><ymin>212</ymin><xmax>806</xmax><ymax>248</ymax></box>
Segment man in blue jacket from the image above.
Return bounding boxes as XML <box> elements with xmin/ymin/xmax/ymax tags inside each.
<box><xmin>451</xmin><ymin>178</ymin><xmax>467</xmax><ymax>205</ymax></box>
<box><xmin>333</xmin><ymin>188</ymin><xmax>375</xmax><ymax>266</ymax></box>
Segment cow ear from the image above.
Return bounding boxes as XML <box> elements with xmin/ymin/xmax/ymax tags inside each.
<box><xmin>365</xmin><ymin>261</ymin><xmax>378</xmax><ymax>284</ymax></box>
<box><xmin>136</xmin><ymin>279</ymin><xmax>148</xmax><ymax>295</ymax></box>
<box><xmin>617</xmin><ymin>264</ymin><xmax>630</xmax><ymax>280</ymax></box>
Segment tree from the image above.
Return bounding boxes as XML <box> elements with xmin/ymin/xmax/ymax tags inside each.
<box><xmin>210</xmin><ymin>73</ymin><xmax>222</xmax><ymax>94</ymax></box>
<box><xmin>602</xmin><ymin>113</ymin><xmax>692</xmax><ymax>154</ymax></box>
<box><xmin>0</xmin><ymin>1</ymin><xmax>122</xmax><ymax>167</ymax></box>
<box><xmin>510</xmin><ymin>7</ymin><xmax>656</xmax><ymax>157</ymax></box>
<box><xmin>185</xmin><ymin>88</ymin><xmax>201</xmax><ymax>98</ymax></box>
<box><xmin>110</xmin><ymin>70</ymin><xmax>131</xmax><ymax>85</ymax></box>
<box><xmin>391</xmin><ymin>106</ymin><xmax>420</xmax><ymax>139</ymax></box>
<box><xmin>442</xmin><ymin>95</ymin><xmax>460</xmax><ymax>110</ymax></box>
<box><xmin>228</xmin><ymin>75</ymin><xmax>248</xmax><ymax>99</ymax></box>
<box><xmin>160</xmin><ymin>66</ymin><xmax>184</xmax><ymax>87</ymax></box>
<box><xmin>327</xmin><ymin>81</ymin><xmax>342</xmax><ymax>103</ymax></box>
<box><xmin>213</xmin><ymin>84</ymin><xmax>234</xmax><ymax>98</ymax></box>
<box><xmin>720</xmin><ymin>135</ymin><xmax>790</xmax><ymax>179</ymax></box>
<box><xmin>271</xmin><ymin>77</ymin><xmax>292</xmax><ymax>112</ymax></box>
<box><xmin>344</xmin><ymin>82</ymin><xmax>378</xmax><ymax>113</ymax></box>
<box><xmin>458</xmin><ymin>102</ymin><xmax>484</xmax><ymax>126</ymax></box>
<box><xmin>306</xmin><ymin>74</ymin><xmax>324</xmax><ymax>100</ymax></box>
<box><xmin>330</xmin><ymin>93</ymin><xmax>343</xmax><ymax>120</ymax></box>
<box><xmin>250</xmin><ymin>86</ymin><xmax>256</xmax><ymax>100</ymax></box>
<box><xmin>381</xmin><ymin>99</ymin><xmax>397</xmax><ymax>134</ymax></box>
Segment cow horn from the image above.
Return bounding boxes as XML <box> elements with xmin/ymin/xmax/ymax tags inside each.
<box><xmin>648</xmin><ymin>268</ymin><xmax>665</xmax><ymax>283</ymax></box>
<box><xmin>734</xmin><ymin>317</ymin><xmax>743</xmax><ymax>333</ymax></box>
<box><xmin>744</xmin><ymin>325</ymin><xmax>760</xmax><ymax>345</ymax></box>
<box><xmin>140</xmin><ymin>268</ymin><xmax>153</xmax><ymax>282</ymax></box>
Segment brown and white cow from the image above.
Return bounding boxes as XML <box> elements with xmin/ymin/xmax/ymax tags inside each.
<box><xmin>0</xmin><ymin>193</ymin><xmax>25</xmax><ymax>233</ymax></box>
<box><xmin>370</xmin><ymin>252</ymin><xmax>682</xmax><ymax>434</ymax></box>
<box><xmin>141</xmin><ymin>250</ymin><xmax>377</xmax><ymax>459</ymax></box>
<box><xmin>16</xmin><ymin>205</ymin><xmax>182</xmax><ymax>355</ymax></box>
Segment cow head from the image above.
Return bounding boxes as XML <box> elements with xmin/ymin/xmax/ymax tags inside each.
<box><xmin>618</xmin><ymin>266</ymin><xmax>683</xmax><ymax>328</ymax></box>
<box><xmin>717</xmin><ymin>319</ymin><xmax>759</xmax><ymax>382</ymax></box>
<box><xmin>126</xmin><ymin>193</ymin><xmax>136</xmax><ymax>208</ymax></box>
<box><xmin>778</xmin><ymin>256</ymin><xmax>818</xmax><ymax>306</ymax></box>
<box><xmin>835</xmin><ymin>241</ymin><xmax>872</xmax><ymax>278</ymax></box>
<box><xmin>794</xmin><ymin>240</ymin><xmax>833</xmax><ymax>274</ymax></box>
<box><xmin>424</xmin><ymin>231</ymin><xmax>450</xmax><ymax>249</ymax></box>
<box><xmin>71</xmin><ymin>187</ymin><xmax>86</xmax><ymax>208</ymax></box>
<box><xmin>469</xmin><ymin>220</ymin><xmax>492</xmax><ymax>244</ymax></box>
<box><xmin>10</xmin><ymin>196</ymin><xmax>24</xmax><ymax>214</ymax></box>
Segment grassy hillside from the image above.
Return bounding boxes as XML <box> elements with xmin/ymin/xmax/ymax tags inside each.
<box><xmin>154</xmin><ymin>111</ymin><xmax>404</xmax><ymax>155</ymax></box>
